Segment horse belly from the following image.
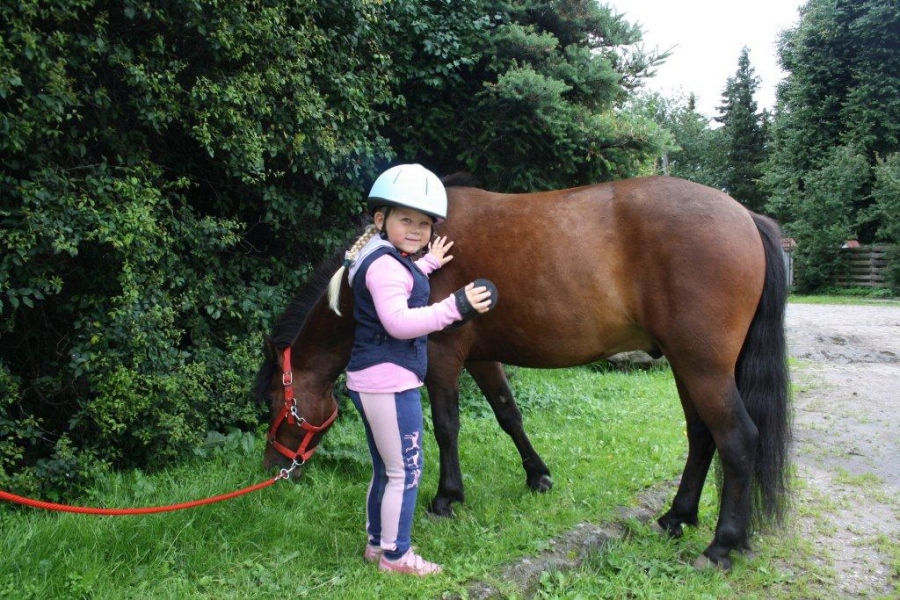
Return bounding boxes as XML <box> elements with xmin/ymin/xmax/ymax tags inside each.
<box><xmin>467</xmin><ymin>315</ymin><xmax>653</xmax><ymax>368</ymax></box>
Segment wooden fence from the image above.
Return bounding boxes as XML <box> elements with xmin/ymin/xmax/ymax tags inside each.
<box><xmin>832</xmin><ymin>245</ymin><xmax>891</xmax><ymax>288</ymax></box>
<box><xmin>782</xmin><ymin>238</ymin><xmax>797</xmax><ymax>289</ymax></box>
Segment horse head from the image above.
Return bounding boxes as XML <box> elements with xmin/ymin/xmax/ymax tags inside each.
<box><xmin>260</xmin><ymin>338</ymin><xmax>340</xmax><ymax>477</ymax></box>
<box><xmin>257</xmin><ymin>267</ymin><xmax>355</xmax><ymax>477</ymax></box>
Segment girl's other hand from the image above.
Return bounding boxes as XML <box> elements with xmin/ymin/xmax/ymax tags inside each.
<box><xmin>428</xmin><ymin>236</ymin><xmax>455</xmax><ymax>266</ymax></box>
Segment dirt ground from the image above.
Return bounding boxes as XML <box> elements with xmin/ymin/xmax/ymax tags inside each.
<box><xmin>466</xmin><ymin>302</ymin><xmax>900</xmax><ymax>599</ymax></box>
<box><xmin>784</xmin><ymin>302</ymin><xmax>900</xmax><ymax>597</ymax></box>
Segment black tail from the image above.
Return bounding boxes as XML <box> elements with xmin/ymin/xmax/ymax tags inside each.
<box><xmin>736</xmin><ymin>213</ymin><xmax>792</xmax><ymax>529</ymax></box>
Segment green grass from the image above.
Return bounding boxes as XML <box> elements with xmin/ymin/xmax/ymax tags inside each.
<box><xmin>0</xmin><ymin>364</ymin><xmax>829</xmax><ymax>598</ymax></box>
<box><xmin>790</xmin><ymin>291</ymin><xmax>899</xmax><ymax>306</ymax></box>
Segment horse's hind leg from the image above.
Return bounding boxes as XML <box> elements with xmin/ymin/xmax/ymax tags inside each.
<box><xmin>465</xmin><ymin>361</ymin><xmax>552</xmax><ymax>493</ymax></box>
<box><xmin>658</xmin><ymin>373</ymin><xmax>716</xmax><ymax>536</ymax></box>
<box><xmin>671</xmin><ymin>369</ymin><xmax>758</xmax><ymax>570</ymax></box>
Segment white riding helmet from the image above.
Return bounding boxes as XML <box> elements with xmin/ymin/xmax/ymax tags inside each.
<box><xmin>367</xmin><ymin>164</ymin><xmax>447</xmax><ymax>224</ymax></box>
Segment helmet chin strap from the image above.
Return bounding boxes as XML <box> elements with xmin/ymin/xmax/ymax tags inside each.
<box><xmin>374</xmin><ymin>206</ymin><xmax>391</xmax><ymax>240</ymax></box>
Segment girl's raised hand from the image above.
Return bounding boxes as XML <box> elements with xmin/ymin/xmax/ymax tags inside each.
<box><xmin>428</xmin><ymin>235</ymin><xmax>455</xmax><ymax>266</ymax></box>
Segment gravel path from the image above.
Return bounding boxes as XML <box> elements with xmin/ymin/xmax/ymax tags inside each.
<box><xmin>785</xmin><ymin>303</ymin><xmax>900</xmax><ymax>597</ymax></box>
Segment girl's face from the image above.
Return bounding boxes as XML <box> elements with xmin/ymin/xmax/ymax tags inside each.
<box><xmin>375</xmin><ymin>206</ymin><xmax>434</xmax><ymax>255</ymax></box>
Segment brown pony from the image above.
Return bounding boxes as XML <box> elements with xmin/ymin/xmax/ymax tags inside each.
<box><xmin>254</xmin><ymin>175</ymin><xmax>790</xmax><ymax>569</ymax></box>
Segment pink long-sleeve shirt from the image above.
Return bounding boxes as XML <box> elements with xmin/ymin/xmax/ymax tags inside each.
<box><xmin>346</xmin><ymin>252</ymin><xmax>462</xmax><ymax>393</ymax></box>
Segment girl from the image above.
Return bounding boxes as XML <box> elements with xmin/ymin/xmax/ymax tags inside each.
<box><xmin>327</xmin><ymin>164</ymin><xmax>494</xmax><ymax>576</ymax></box>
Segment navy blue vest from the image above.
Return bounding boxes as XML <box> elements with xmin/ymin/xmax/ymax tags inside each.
<box><xmin>347</xmin><ymin>246</ymin><xmax>430</xmax><ymax>380</ymax></box>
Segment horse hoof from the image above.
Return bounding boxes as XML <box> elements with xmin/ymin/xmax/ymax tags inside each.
<box><xmin>656</xmin><ymin>520</ymin><xmax>684</xmax><ymax>539</ymax></box>
<box><xmin>427</xmin><ymin>499</ymin><xmax>455</xmax><ymax>518</ymax></box>
<box><xmin>528</xmin><ymin>475</ymin><xmax>553</xmax><ymax>493</ymax></box>
<box><xmin>692</xmin><ymin>554</ymin><xmax>730</xmax><ymax>571</ymax></box>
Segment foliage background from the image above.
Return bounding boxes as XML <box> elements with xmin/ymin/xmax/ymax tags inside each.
<box><xmin>0</xmin><ymin>0</ymin><xmax>668</xmax><ymax>494</ymax></box>
<box><xmin>2</xmin><ymin>0</ymin><xmax>898</xmax><ymax>495</ymax></box>
<box><xmin>634</xmin><ymin>0</ymin><xmax>900</xmax><ymax>293</ymax></box>
<box><xmin>761</xmin><ymin>0</ymin><xmax>900</xmax><ymax>291</ymax></box>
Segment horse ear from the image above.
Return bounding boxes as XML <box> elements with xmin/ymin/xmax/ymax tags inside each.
<box><xmin>263</xmin><ymin>337</ymin><xmax>279</xmax><ymax>362</ymax></box>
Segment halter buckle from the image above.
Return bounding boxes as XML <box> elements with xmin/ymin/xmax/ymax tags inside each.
<box><xmin>278</xmin><ymin>459</ymin><xmax>304</xmax><ymax>480</ymax></box>
<box><xmin>290</xmin><ymin>405</ymin><xmax>306</xmax><ymax>425</ymax></box>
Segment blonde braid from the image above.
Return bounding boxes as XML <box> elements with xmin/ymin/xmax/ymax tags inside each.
<box><xmin>327</xmin><ymin>224</ymin><xmax>380</xmax><ymax>315</ymax></box>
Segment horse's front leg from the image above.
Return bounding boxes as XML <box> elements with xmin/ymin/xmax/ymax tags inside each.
<box><xmin>424</xmin><ymin>362</ymin><xmax>465</xmax><ymax>517</ymax></box>
<box><xmin>657</xmin><ymin>374</ymin><xmax>715</xmax><ymax>537</ymax></box>
<box><xmin>465</xmin><ymin>361</ymin><xmax>552</xmax><ymax>493</ymax></box>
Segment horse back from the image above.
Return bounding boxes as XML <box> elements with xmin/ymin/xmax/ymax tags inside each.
<box><xmin>430</xmin><ymin>177</ymin><xmax>766</xmax><ymax>368</ymax></box>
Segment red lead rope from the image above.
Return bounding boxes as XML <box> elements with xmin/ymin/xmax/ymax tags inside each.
<box><xmin>0</xmin><ymin>476</ymin><xmax>284</xmax><ymax>515</ymax></box>
<box><xmin>1</xmin><ymin>348</ymin><xmax>310</xmax><ymax>515</ymax></box>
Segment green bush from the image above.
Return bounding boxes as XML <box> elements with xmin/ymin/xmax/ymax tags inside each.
<box><xmin>0</xmin><ymin>0</ymin><xmax>667</xmax><ymax>495</ymax></box>
<box><xmin>786</xmin><ymin>145</ymin><xmax>870</xmax><ymax>292</ymax></box>
<box><xmin>0</xmin><ymin>0</ymin><xmax>396</xmax><ymax>494</ymax></box>
<box><xmin>0</xmin><ymin>365</ymin><xmax>42</xmax><ymax>495</ymax></box>
<box><xmin>385</xmin><ymin>0</ymin><xmax>668</xmax><ymax>191</ymax></box>
<box><xmin>870</xmin><ymin>153</ymin><xmax>900</xmax><ymax>291</ymax></box>
<box><xmin>814</xmin><ymin>286</ymin><xmax>896</xmax><ymax>299</ymax></box>
<box><xmin>762</xmin><ymin>0</ymin><xmax>900</xmax><ymax>293</ymax></box>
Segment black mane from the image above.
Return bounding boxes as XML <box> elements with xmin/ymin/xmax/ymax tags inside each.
<box><xmin>269</xmin><ymin>253</ymin><xmax>344</xmax><ymax>349</ymax></box>
<box><xmin>251</xmin><ymin>248</ymin><xmax>345</xmax><ymax>405</ymax></box>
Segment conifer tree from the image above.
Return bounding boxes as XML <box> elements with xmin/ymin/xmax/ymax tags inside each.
<box><xmin>715</xmin><ymin>47</ymin><xmax>768</xmax><ymax>212</ymax></box>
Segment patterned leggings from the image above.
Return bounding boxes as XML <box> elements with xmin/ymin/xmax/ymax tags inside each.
<box><xmin>349</xmin><ymin>389</ymin><xmax>424</xmax><ymax>560</ymax></box>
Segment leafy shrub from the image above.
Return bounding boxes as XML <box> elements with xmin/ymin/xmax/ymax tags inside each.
<box><xmin>786</xmin><ymin>145</ymin><xmax>870</xmax><ymax>292</ymax></box>
<box><xmin>0</xmin><ymin>1</ymin><xmax>395</xmax><ymax>494</ymax></box>
<box><xmin>0</xmin><ymin>0</ymin><xmax>670</xmax><ymax>495</ymax></box>
<box><xmin>815</xmin><ymin>286</ymin><xmax>895</xmax><ymax>299</ymax></box>
<box><xmin>870</xmin><ymin>153</ymin><xmax>900</xmax><ymax>291</ymax></box>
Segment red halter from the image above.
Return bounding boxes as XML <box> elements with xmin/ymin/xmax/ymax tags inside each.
<box><xmin>266</xmin><ymin>346</ymin><xmax>338</xmax><ymax>466</ymax></box>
